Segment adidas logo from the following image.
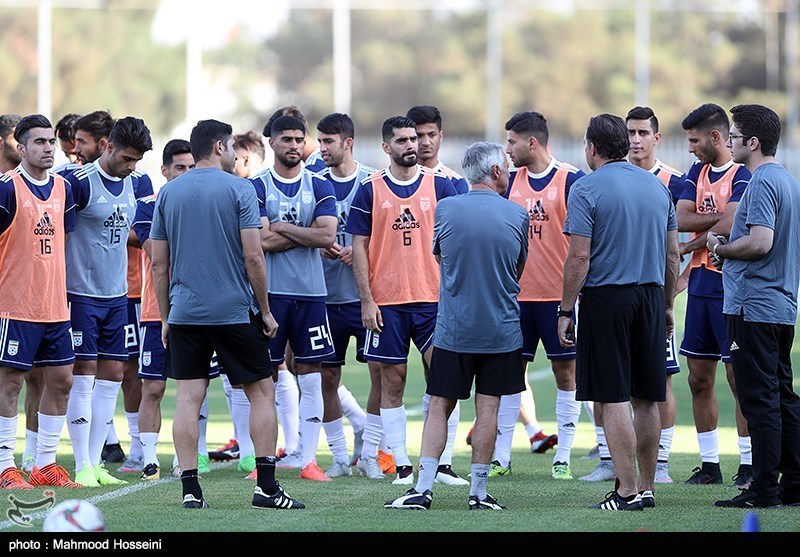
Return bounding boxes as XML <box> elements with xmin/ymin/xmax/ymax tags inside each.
<box><xmin>97</xmin><ymin>195</ymin><xmax>108</xmax><ymax>204</ymax></box>
<box><xmin>70</xmin><ymin>417</ymin><xmax>88</xmax><ymax>425</ymax></box>
<box><xmin>563</xmin><ymin>422</ymin><xmax>576</xmax><ymax>429</ymax></box>
<box><xmin>392</xmin><ymin>208</ymin><xmax>419</xmax><ymax>230</ymax></box>
<box><xmin>381</xmin><ymin>200</ymin><xmax>393</xmax><ymax>209</ymax></box>
<box><xmin>282</xmin><ymin>207</ymin><xmax>303</xmax><ymax>226</ymax></box>
<box><xmin>22</xmin><ymin>199</ymin><xmax>32</xmax><ymax>208</ymax></box>
<box><xmin>730</xmin><ymin>341</ymin><xmax>739</xmax><ymax>351</ymax></box>
<box><xmin>33</xmin><ymin>211</ymin><xmax>56</xmax><ymax>237</ymax></box>
<box><xmin>103</xmin><ymin>206</ymin><xmax>128</xmax><ymax>228</ymax></box>
<box><xmin>0</xmin><ymin>445</ymin><xmax>12</xmax><ymax>450</ymax></box>
<box><xmin>529</xmin><ymin>199</ymin><xmax>550</xmax><ymax>222</ymax></box>
<box><xmin>305</xmin><ymin>417</ymin><xmax>322</xmax><ymax>423</ymax></box>
<box><xmin>267</xmin><ymin>193</ymin><xmax>278</xmax><ymax>202</ymax></box>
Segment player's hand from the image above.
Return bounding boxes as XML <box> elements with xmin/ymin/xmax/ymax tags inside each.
<box><xmin>557</xmin><ymin>317</ymin><xmax>575</xmax><ymax>348</ymax></box>
<box><xmin>260</xmin><ymin>311</ymin><xmax>279</xmax><ymax>339</ymax></box>
<box><xmin>361</xmin><ymin>301</ymin><xmax>382</xmax><ymax>333</ymax></box>
<box><xmin>160</xmin><ymin>321</ymin><xmax>169</xmax><ymax>348</ymax></box>
<box><xmin>338</xmin><ymin>245</ymin><xmax>353</xmax><ymax>266</ymax></box>
<box><xmin>665</xmin><ymin>308</ymin><xmax>675</xmax><ymax>339</ymax></box>
<box><xmin>322</xmin><ymin>243</ymin><xmax>342</xmax><ymax>260</ymax></box>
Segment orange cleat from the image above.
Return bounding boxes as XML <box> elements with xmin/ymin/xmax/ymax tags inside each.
<box><xmin>29</xmin><ymin>463</ymin><xmax>82</xmax><ymax>488</ymax></box>
<box><xmin>245</xmin><ymin>468</ymin><xmax>257</xmax><ymax>480</ymax></box>
<box><xmin>0</xmin><ymin>467</ymin><xmax>34</xmax><ymax>489</ymax></box>
<box><xmin>299</xmin><ymin>461</ymin><xmax>331</xmax><ymax>482</ymax></box>
<box><xmin>377</xmin><ymin>450</ymin><xmax>396</xmax><ymax>475</ymax></box>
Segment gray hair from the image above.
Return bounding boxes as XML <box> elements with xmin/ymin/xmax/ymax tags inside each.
<box><xmin>461</xmin><ymin>141</ymin><xmax>506</xmax><ymax>185</ymax></box>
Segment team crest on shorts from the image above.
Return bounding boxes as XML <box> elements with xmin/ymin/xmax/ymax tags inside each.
<box><xmin>372</xmin><ymin>333</ymin><xmax>380</xmax><ymax>348</ymax></box>
<box><xmin>72</xmin><ymin>331</ymin><xmax>83</xmax><ymax>347</ymax></box>
<box><xmin>142</xmin><ymin>351</ymin><xmax>151</xmax><ymax>367</ymax></box>
<box><xmin>7</xmin><ymin>340</ymin><xmax>19</xmax><ymax>356</ymax></box>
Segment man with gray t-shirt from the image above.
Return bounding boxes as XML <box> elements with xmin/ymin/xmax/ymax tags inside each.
<box><xmin>709</xmin><ymin>104</ymin><xmax>800</xmax><ymax>509</ymax></box>
<box><xmin>150</xmin><ymin>119</ymin><xmax>303</xmax><ymax>511</ymax></box>
<box><xmin>384</xmin><ymin>141</ymin><xmax>528</xmax><ymax>511</ymax></box>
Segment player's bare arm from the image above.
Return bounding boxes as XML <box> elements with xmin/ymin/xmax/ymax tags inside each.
<box><xmin>352</xmin><ymin>234</ymin><xmax>382</xmax><ymax>332</ymax></box>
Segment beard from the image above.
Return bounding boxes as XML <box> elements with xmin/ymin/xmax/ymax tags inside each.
<box><xmin>277</xmin><ymin>152</ymin><xmax>302</xmax><ymax>168</ymax></box>
<box><xmin>392</xmin><ymin>151</ymin><xmax>417</xmax><ymax>168</ymax></box>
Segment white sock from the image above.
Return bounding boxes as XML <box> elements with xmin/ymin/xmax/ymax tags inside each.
<box><xmin>553</xmin><ymin>389</ymin><xmax>581</xmax><ymax>465</ymax></box>
<box><xmin>198</xmin><ymin>392</ymin><xmax>209</xmax><ymax>456</ymax></box>
<box><xmin>125</xmin><ymin>411</ymin><xmax>143</xmax><ymax>460</ymax></box>
<box><xmin>35</xmin><ymin>413</ymin><xmax>65</xmax><ymax>469</ymax></box>
<box><xmin>596</xmin><ymin>426</ymin><xmax>611</xmax><ymax>459</ymax></box>
<box><xmin>0</xmin><ymin>415</ymin><xmax>18</xmax><ymax>471</ymax></box>
<box><xmin>360</xmin><ymin>413</ymin><xmax>383</xmax><ymax>460</ymax></box>
<box><xmin>738</xmin><ymin>436</ymin><xmax>752</xmax><ymax>466</ymax></box>
<box><xmin>105</xmin><ymin>421</ymin><xmax>119</xmax><ymax>444</ymax></box>
<box><xmin>583</xmin><ymin>400</ymin><xmax>595</xmax><ymax>426</ymax></box>
<box><xmin>381</xmin><ymin>405</ymin><xmax>410</xmax><ymax>467</ymax></box>
<box><xmin>493</xmin><ymin>393</ymin><xmax>520</xmax><ymax>468</ymax></box>
<box><xmin>220</xmin><ymin>373</ymin><xmax>236</xmax><ymax>439</ymax></box>
<box><xmin>230</xmin><ymin>388</ymin><xmax>253</xmax><ymax>459</ymax></box>
<box><xmin>658</xmin><ymin>426</ymin><xmax>675</xmax><ymax>462</ymax></box>
<box><xmin>698</xmin><ymin>429</ymin><xmax>720</xmax><ymax>463</ymax></box>
<box><xmin>89</xmin><ymin>379</ymin><xmax>122</xmax><ymax>467</ymax></box>
<box><xmin>275</xmin><ymin>369</ymin><xmax>300</xmax><ymax>453</ymax></box>
<box><xmin>23</xmin><ymin>429</ymin><xmax>37</xmax><ymax>463</ymax></box>
<box><xmin>66</xmin><ymin>374</ymin><xmax>94</xmax><ymax>472</ymax></box>
<box><xmin>140</xmin><ymin>432</ymin><xmax>159</xmax><ymax>467</ymax></box>
<box><xmin>297</xmin><ymin>373</ymin><xmax>324</xmax><ymax>468</ymax></box>
<box><xmin>338</xmin><ymin>384</ymin><xmax>366</xmax><ymax>432</ymax></box>
<box><xmin>323</xmin><ymin>417</ymin><xmax>349</xmax><ymax>463</ymax></box>
<box><xmin>438</xmin><ymin>400</ymin><xmax>460</xmax><ymax>467</ymax></box>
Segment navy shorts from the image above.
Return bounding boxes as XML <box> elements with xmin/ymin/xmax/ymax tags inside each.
<box><xmin>140</xmin><ymin>321</ymin><xmax>222</xmax><ymax>381</ymax></box>
<box><xmin>520</xmin><ymin>301</ymin><xmax>576</xmax><ymax>361</ymax></box>
<box><xmin>126</xmin><ymin>298</ymin><xmax>141</xmax><ymax>359</ymax></box>
<box><xmin>363</xmin><ymin>303</ymin><xmax>437</xmax><ymax>364</ymax></box>
<box><xmin>679</xmin><ymin>294</ymin><xmax>730</xmax><ymax>362</ymax></box>
<box><xmin>0</xmin><ymin>318</ymin><xmax>74</xmax><ymax>370</ymax></box>
<box><xmin>427</xmin><ymin>347</ymin><xmax>526</xmax><ymax>399</ymax></box>
<box><xmin>322</xmin><ymin>302</ymin><xmax>367</xmax><ymax>367</ymax></box>
<box><xmin>267</xmin><ymin>295</ymin><xmax>335</xmax><ymax>365</ymax></box>
<box><xmin>68</xmin><ymin>294</ymin><xmax>128</xmax><ymax>361</ymax></box>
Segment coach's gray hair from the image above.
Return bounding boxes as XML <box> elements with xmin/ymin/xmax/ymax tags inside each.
<box><xmin>461</xmin><ymin>141</ymin><xmax>506</xmax><ymax>186</ymax></box>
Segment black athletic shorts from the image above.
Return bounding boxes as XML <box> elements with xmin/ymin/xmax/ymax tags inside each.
<box><xmin>165</xmin><ymin>310</ymin><xmax>272</xmax><ymax>384</ymax></box>
<box><xmin>575</xmin><ymin>285</ymin><xmax>666</xmax><ymax>403</ymax></box>
<box><xmin>426</xmin><ymin>347</ymin><xmax>526</xmax><ymax>400</ymax></box>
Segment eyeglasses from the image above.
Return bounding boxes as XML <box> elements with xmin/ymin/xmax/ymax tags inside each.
<box><xmin>727</xmin><ymin>134</ymin><xmax>751</xmax><ymax>142</ymax></box>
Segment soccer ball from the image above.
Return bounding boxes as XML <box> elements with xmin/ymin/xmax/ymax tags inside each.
<box><xmin>43</xmin><ymin>499</ymin><xmax>107</xmax><ymax>532</ymax></box>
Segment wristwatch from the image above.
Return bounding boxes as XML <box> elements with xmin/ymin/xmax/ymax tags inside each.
<box><xmin>557</xmin><ymin>305</ymin><xmax>574</xmax><ymax>318</ymax></box>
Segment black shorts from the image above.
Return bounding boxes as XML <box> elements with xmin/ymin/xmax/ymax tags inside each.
<box><xmin>166</xmin><ymin>311</ymin><xmax>272</xmax><ymax>384</ymax></box>
<box><xmin>426</xmin><ymin>347</ymin><xmax>526</xmax><ymax>400</ymax></box>
<box><xmin>575</xmin><ymin>285</ymin><xmax>666</xmax><ymax>403</ymax></box>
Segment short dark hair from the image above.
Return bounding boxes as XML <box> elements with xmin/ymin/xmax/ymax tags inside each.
<box><xmin>13</xmin><ymin>114</ymin><xmax>53</xmax><ymax>145</ymax></box>
<box><xmin>316</xmin><ymin>113</ymin><xmax>355</xmax><ymax>140</ymax></box>
<box><xmin>681</xmin><ymin>103</ymin><xmax>729</xmax><ymax>133</ymax></box>
<box><xmin>625</xmin><ymin>106</ymin><xmax>659</xmax><ymax>133</ymax></box>
<box><xmin>74</xmin><ymin>110</ymin><xmax>115</xmax><ymax>141</ymax></box>
<box><xmin>406</xmin><ymin>105</ymin><xmax>442</xmax><ymax>130</ymax></box>
<box><xmin>234</xmin><ymin>130</ymin><xmax>266</xmax><ymax>161</ymax></box>
<box><xmin>108</xmin><ymin>117</ymin><xmax>153</xmax><ymax>153</ymax></box>
<box><xmin>269</xmin><ymin>115</ymin><xmax>305</xmax><ymax>138</ymax></box>
<box><xmin>190</xmin><ymin>119</ymin><xmax>233</xmax><ymax>161</ymax></box>
<box><xmin>162</xmin><ymin>138</ymin><xmax>192</xmax><ymax>167</ymax></box>
<box><xmin>0</xmin><ymin>114</ymin><xmax>22</xmax><ymax>138</ymax></box>
<box><xmin>263</xmin><ymin>105</ymin><xmax>309</xmax><ymax>137</ymax></box>
<box><xmin>586</xmin><ymin>113</ymin><xmax>630</xmax><ymax>161</ymax></box>
<box><xmin>381</xmin><ymin>116</ymin><xmax>417</xmax><ymax>143</ymax></box>
<box><xmin>730</xmin><ymin>104</ymin><xmax>781</xmax><ymax>157</ymax></box>
<box><xmin>504</xmin><ymin>111</ymin><xmax>549</xmax><ymax>146</ymax></box>
<box><xmin>55</xmin><ymin>113</ymin><xmax>81</xmax><ymax>143</ymax></box>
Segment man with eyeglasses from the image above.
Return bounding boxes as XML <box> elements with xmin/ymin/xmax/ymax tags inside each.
<box><xmin>676</xmin><ymin>103</ymin><xmax>752</xmax><ymax>488</ymax></box>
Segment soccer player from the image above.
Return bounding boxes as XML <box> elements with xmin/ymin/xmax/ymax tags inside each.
<box><xmin>0</xmin><ymin>114</ymin><xmax>80</xmax><ymax>488</ymax></box>
<box><xmin>151</xmin><ymin>118</ymin><xmax>303</xmax><ymax>510</ymax></box>
<box><xmin>63</xmin><ymin>116</ymin><xmax>153</xmax><ymax>487</ymax></box>
<box><xmin>250</xmin><ymin>114</ymin><xmax>338</xmax><ymax>481</ymax></box>
<box><xmin>677</xmin><ymin>103</ymin><xmax>752</xmax><ymax>487</ymax></box>
<box><xmin>54</xmin><ymin>113</ymin><xmax>81</xmax><ymax>170</ymax></box>
<box><xmin>384</xmin><ymin>141</ymin><xmax>528</xmax><ymax>510</ymax></box>
<box><xmin>347</xmin><ymin>115</ymin><xmax>459</xmax><ymax>485</ymax></box>
<box><xmin>493</xmin><ymin>111</ymin><xmax>584</xmax><ymax>480</ymax></box>
<box><xmin>0</xmin><ymin>114</ymin><xmax>22</xmax><ymax>173</ymax></box>
<box><xmin>312</xmin><ymin>112</ymin><xmax>376</xmax><ymax>478</ymax></box>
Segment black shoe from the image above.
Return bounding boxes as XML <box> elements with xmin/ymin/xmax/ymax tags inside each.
<box><xmin>732</xmin><ymin>464</ymin><xmax>753</xmax><ymax>490</ymax></box>
<box><xmin>468</xmin><ymin>493</ymin><xmax>506</xmax><ymax>510</ymax></box>
<box><xmin>715</xmin><ymin>488</ymin><xmax>780</xmax><ymax>508</ymax></box>
<box><xmin>639</xmin><ymin>489</ymin><xmax>655</xmax><ymax>509</ymax></box>
<box><xmin>252</xmin><ymin>483</ymin><xmax>305</xmax><ymax>509</ymax></box>
<box><xmin>208</xmin><ymin>439</ymin><xmax>240</xmax><ymax>461</ymax></box>
<box><xmin>384</xmin><ymin>488</ymin><xmax>432</xmax><ymax>510</ymax></box>
<box><xmin>102</xmin><ymin>442</ymin><xmax>126</xmax><ymax>464</ymax></box>
<box><xmin>683</xmin><ymin>462</ymin><xmax>723</xmax><ymax>485</ymax></box>
<box><xmin>589</xmin><ymin>490</ymin><xmax>643</xmax><ymax>511</ymax></box>
<box><xmin>182</xmin><ymin>493</ymin><xmax>209</xmax><ymax>509</ymax></box>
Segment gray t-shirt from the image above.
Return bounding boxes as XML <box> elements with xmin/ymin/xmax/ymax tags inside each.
<box><xmin>723</xmin><ymin>162</ymin><xmax>800</xmax><ymax>324</ymax></box>
<box><xmin>563</xmin><ymin>161</ymin><xmax>677</xmax><ymax>287</ymax></box>
<box><xmin>432</xmin><ymin>190</ymin><xmax>529</xmax><ymax>353</ymax></box>
<box><xmin>150</xmin><ymin>167</ymin><xmax>262</xmax><ymax>325</ymax></box>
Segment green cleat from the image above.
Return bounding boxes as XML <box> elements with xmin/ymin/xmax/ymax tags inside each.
<box><xmin>75</xmin><ymin>466</ymin><xmax>100</xmax><ymax>487</ymax></box>
<box><xmin>552</xmin><ymin>461</ymin><xmax>573</xmax><ymax>480</ymax></box>
<box><xmin>237</xmin><ymin>454</ymin><xmax>256</xmax><ymax>473</ymax></box>
<box><xmin>94</xmin><ymin>463</ymin><xmax>128</xmax><ymax>485</ymax></box>
<box><xmin>198</xmin><ymin>455</ymin><xmax>211</xmax><ymax>475</ymax></box>
<box><xmin>488</xmin><ymin>460</ymin><xmax>511</xmax><ymax>477</ymax></box>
